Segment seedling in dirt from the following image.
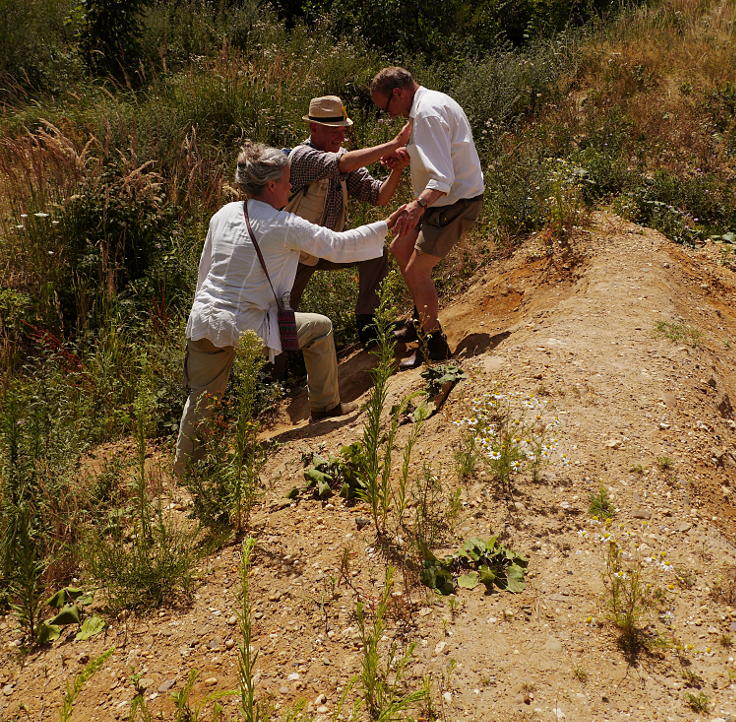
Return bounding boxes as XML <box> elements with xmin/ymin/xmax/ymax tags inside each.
<box><xmin>422</xmin><ymin>537</ymin><xmax>528</xmax><ymax>596</ymax></box>
<box><xmin>572</xmin><ymin>666</ymin><xmax>588</xmax><ymax>683</ymax></box>
<box><xmin>58</xmin><ymin>648</ymin><xmax>115</xmax><ymax>722</ymax></box>
<box><xmin>682</xmin><ymin>668</ymin><xmax>705</xmax><ymax>689</ymax></box>
<box><xmin>453</xmin><ymin>434</ymin><xmax>480</xmax><ymax>482</ymax></box>
<box><xmin>603</xmin><ymin>540</ymin><xmax>657</xmax><ymax>659</ymax></box>
<box><xmin>589</xmin><ymin>486</ymin><xmax>616</xmax><ymax>520</ymax></box>
<box><xmin>684</xmin><ymin>691</ymin><xmax>710</xmax><ymax>713</ymax></box>
<box><xmin>355</xmin><ymin>567</ymin><xmax>427</xmax><ymax>720</ymax></box>
<box><xmin>719</xmin><ymin>633</ymin><xmax>732</xmax><ymax>648</ymax></box>
<box><xmin>629</xmin><ymin>463</ymin><xmax>645</xmax><ymax>475</ymax></box>
<box><xmin>654</xmin><ymin>320</ymin><xmax>702</xmax><ymax>347</ymax></box>
<box><xmin>657</xmin><ymin>456</ymin><xmax>674</xmax><ymax>471</ymax></box>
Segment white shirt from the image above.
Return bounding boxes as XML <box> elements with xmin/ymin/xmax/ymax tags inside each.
<box><xmin>186</xmin><ymin>200</ymin><xmax>387</xmax><ymax>357</ymax></box>
<box><xmin>407</xmin><ymin>86</ymin><xmax>484</xmax><ymax>207</ymax></box>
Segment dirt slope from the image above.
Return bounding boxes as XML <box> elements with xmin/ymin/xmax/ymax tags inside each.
<box><xmin>3</xmin><ymin>212</ymin><xmax>736</xmax><ymax>722</ymax></box>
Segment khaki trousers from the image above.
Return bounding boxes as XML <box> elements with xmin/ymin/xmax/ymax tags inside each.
<box><xmin>173</xmin><ymin>312</ymin><xmax>339</xmax><ymax>478</ymax></box>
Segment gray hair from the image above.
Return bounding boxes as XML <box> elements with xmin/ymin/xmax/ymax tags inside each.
<box><xmin>370</xmin><ymin>66</ymin><xmax>414</xmax><ymax>97</ymax></box>
<box><xmin>235</xmin><ymin>141</ymin><xmax>289</xmax><ymax>196</ymax></box>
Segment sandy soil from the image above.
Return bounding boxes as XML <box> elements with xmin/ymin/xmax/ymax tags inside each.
<box><xmin>2</xmin><ymin>212</ymin><xmax>736</xmax><ymax>722</ymax></box>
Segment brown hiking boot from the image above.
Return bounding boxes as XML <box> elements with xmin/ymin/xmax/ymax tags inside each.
<box><xmin>310</xmin><ymin>400</ymin><xmax>359</xmax><ymax>422</ymax></box>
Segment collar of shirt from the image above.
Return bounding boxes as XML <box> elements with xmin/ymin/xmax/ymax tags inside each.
<box><xmin>409</xmin><ymin>85</ymin><xmax>427</xmax><ymax>120</ymax></box>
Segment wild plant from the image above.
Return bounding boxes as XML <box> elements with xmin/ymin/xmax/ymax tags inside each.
<box><xmin>684</xmin><ymin>691</ymin><xmax>710</xmax><ymax>713</ymax></box>
<box><xmin>410</xmin><ymin>464</ymin><xmax>458</xmax><ymax>563</ymax></box>
<box><xmin>169</xmin><ymin>669</ymin><xmax>234</xmax><ymax>722</ymax></box>
<box><xmin>230</xmin><ymin>332</ymin><xmax>271</xmax><ymax>534</ymax></box>
<box><xmin>541</xmin><ymin>158</ymin><xmax>590</xmax><ymax>261</ymax></box>
<box><xmin>85</xmin><ymin>372</ymin><xmax>200</xmax><ymax>609</ymax></box>
<box><xmin>455</xmin><ymin>391</ymin><xmax>565</xmax><ymax>498</ymax></box>
<box><xmin>453</xmin><ymin>431</ymin><xmax>480</xmax><ymax>483</ymax></box>
<box><xmin>238</xmin><ymin>537</ymin><xmax>259</xmax><ymax>721</ymax></box>
<box><xmin>357</xmin><ymin>282</ymin><xmax>399</xmax><ymax>534</ymax></box>
<box><xmin>355</xmin><ymin>567</ymin><xmax>427</xmax><ymax>721</ymax></box>
<box><xmin>58</xmin><ymin>648</ymin><xmax>116</xmax><ymax>722</ymax></box>
<box><xmin>184</xmin><ymin>331</ymin><xmax>274</xmax><ymax>537</ymax></box>
<box><xmin>0</xmin><ymin>384</ymin><xmax>46</xmax><ymax>643</ymax></box>
<box><xmin>589</xmin><ymin>486</ymin><xmax>616</xmax><ymax>520</ymax></box>
<box><xmin>603</xmin><ymin>540</ymin><xmax>655</xmax><ymax>658</ymax></box>
<box><xmin>654</xmin><ymin>320</ymin><xmax>702</xmax><ymax>347</ymax></box>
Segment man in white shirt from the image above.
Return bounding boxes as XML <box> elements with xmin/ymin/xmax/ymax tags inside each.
<box><xmin>370</xmin><ymin>66</ymin><xmax>484</xmax><ymax>368</ymax></box>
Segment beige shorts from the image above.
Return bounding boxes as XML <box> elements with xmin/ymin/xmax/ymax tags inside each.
<box><xmin>416</xmin><ymin>195</ymin><xmax>483</xmax><ymax>258</ymax></box>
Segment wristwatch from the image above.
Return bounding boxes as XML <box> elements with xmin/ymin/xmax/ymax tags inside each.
<box><xmin>416</xmin><ymin>196</ymin><xmax>428</xmax><ymax>209</ymax></box>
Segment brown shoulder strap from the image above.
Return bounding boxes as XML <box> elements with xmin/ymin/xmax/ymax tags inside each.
<box><xmin>243</xmin><ymin>201</ymin><xmax>283</xmax><ymax>310</ymax></box>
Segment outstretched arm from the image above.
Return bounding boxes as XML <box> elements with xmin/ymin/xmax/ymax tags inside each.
<box><xmin>376</xmin><ymin>148</ymin><xmax>410</xmax><ymax>206</ymax></box>
<box><xmin>337</xmin><ymin>120</ymin><xmax>412</xmax><ymax>174</ymax></box>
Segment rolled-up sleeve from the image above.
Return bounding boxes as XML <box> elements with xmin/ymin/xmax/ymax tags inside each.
<box><xmin>289</xmin><ymin>145</ymin><xmax>343</xmax><ymax>192</ymax></box>
<box><xmin>411</xmin><ymin>114</ymin><xmax>454</xmax><ymax>195</ymax></box>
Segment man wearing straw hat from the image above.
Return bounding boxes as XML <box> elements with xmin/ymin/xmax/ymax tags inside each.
<box><xmin>286</xmin><ymin>95</ymin><xmax>412</xmax><ymax>348</ymax></box>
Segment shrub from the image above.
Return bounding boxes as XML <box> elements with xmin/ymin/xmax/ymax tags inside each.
<box><xmin>0</xmin><ymin>0</ymin><xmax>80</xmax><ymax>98</ymax></box>
<box><xmin>76</xmin><ymin>0</ymin><xmax>152</xmax><ymax>82</ymax></box>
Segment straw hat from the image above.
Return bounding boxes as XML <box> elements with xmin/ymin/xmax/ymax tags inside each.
<box><xmin>302</xmin><ymin>95</ymin><xmax>353</xmax><ymax>127</ymax></box>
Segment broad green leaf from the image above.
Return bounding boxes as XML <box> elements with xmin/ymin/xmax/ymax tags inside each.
<box><xmin>304</xmin><ymin>468</ymin><xmax>332</xmax><ymax>487</ymax></box>
<box><xmin>75</xmin><ymin>615</ymin><xmax>107</xmax><ymax>641</ymax></box>
<box><xmin>46</xmin><ymin>589</ymin><xmax>67</xmax><ymax>609</ymax></box>
<box><xmin>37</xmin><ymin>621</ymin><xmax>62</xmax><ymax>644</ymax></box>
<box><xmin>504</xmin><ymin>563</ymin><xmax>527</xmax><ymax>593</ymax></box>
<box><xmin>286</xmin><ymin>486</ymin><xmax>299</xmax><ymax>499</ymax></box>
<box><xmin>49</xmin><ymin>604</ymin><xmax>81</xmax><ymax>626</ymax></box>
<box><xmin>315</xmin><ymin>479</ymin><xmax>332</xmax><ymax>500</ymax></box>
<box><xmin>310</xmin><ymin>453</ymin><xmax>330</xmax><ymax>470</ymax></box>
<box><xmin>478</xmin><ymin>565</ymin><xmax>497</xmax><ymax>590</ymax></box>
<box><xmin>458</xmin><ymin>573</ymin><xmax>479</xmax><ymax>589</ymax></box>
<box><xmin>46</xmin><ymin>586</ymin><xmax>84</xmax><ymax>609</ymax></box>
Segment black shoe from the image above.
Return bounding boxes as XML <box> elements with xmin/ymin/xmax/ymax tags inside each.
<box><xmin>399</xmin><ymin>348</ymin><xmax>424</xmax><ymax>370</ymax></box>
<box><xmin>393</xmin><ymin>307</ymin><xmax>420</xmax><ymax>342</ymax></box>
<box><xmin>426</xmin><ymin>329</ymin><xmax>452</xmax><ymax>361</ymax></box>
<box><xmin>393</xmin><ymin>319</ymin><xmax>418</xmax><ymax>343</ymax></box>
<box><xmin>310</xmin><ymin>401</ymin><xmax>358</xmax><ymax>422</ymax></box>
<box><xmin>398</xmin><ymin>329</ymin><xmax>452</xmax><ymax>371</ymax></box>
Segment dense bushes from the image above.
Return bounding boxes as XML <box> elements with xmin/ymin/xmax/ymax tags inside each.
<box><xmin>275</xmin><ymin>0</ymin><xmax>628</xmax><ymax>61</ymax></box>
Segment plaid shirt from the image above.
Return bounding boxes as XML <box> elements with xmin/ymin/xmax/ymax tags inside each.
<box><xmin>288</xmin><ymin>140</ymin><xmax>382</xmax><ymax>231</ymax></box>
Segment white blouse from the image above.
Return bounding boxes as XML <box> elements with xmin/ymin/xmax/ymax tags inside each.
<box><xmin>186</xmin><ymin>200</ymin><xmax>387</xmax><ymax>358</ymax></box>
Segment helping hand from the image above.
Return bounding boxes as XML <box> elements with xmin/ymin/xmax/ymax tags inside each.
<box><xmin>380</xmin><ymin>147</ymin><xmax>410</xmax><ymax>170</ymax></box>
<box><xmin>394</xmin><ymin>119</ymin><xmax>413</xmax><ymax>147</ymax></box>
<box><xmin>386</xmin><ymin>204</ymin><xmax>408</xmax><ymax>230</ymax></box>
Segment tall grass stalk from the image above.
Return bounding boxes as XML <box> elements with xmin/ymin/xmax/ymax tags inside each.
<box><xmin>355</xmin><ymin>566</ymin><xmax>426</xmax><ymax>720</ymax></box>
<box><xmin>357</xmin><ymin>284</ymin><xmax>398</xmax><ymax>535</ymax></box>
<box><xmin>238</xmin><ymin>536</ymin><xmax>265</xmax><ymax>722</ymax></box>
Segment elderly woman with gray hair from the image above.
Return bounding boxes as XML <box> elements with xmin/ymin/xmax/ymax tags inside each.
<box><xmin>174</xmin><ymin>142</ymin><xmax>396</xmax><ymax>477</ymax></box>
